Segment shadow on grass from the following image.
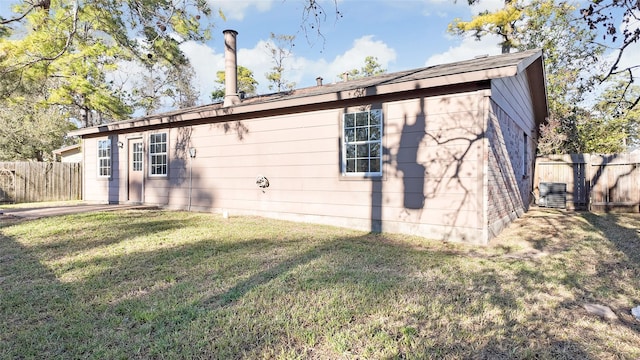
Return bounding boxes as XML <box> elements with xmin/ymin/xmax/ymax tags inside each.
<box><xmin>1</xmin><ymin>209</ymin><xmax>639</xmax><ymax>358</ymax></box>
<box><xmin>0</xmin><ymin>229</ymin><xmax>88</xmax><ymax>358</ymax></box>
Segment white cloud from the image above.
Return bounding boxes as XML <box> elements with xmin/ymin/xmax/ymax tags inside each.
<box><xmin>210</xmin><ymin>0</ymin><xmax>274</xmax><ymax>21</ymax></box>
<box><xmin>424</xmin><ymin>34</ymin><xmax>502</xmax><ymax>66</ymax></box>
<box><xmin>323</xmin><ymin>35</ymin><xmax>397</xmax><ymax>82</ymax></box>
<box><xmin>238</xmin><ymin>40</ymin><xmax>278</xmax><ymax>92</ymax></box>
<box><xmin>180</xmin><ymin>41</ymin><xmax>225</xmax><ymax>103</ymax></box>
<box><xmin>180</xmin><ymin>34</ymin><xmax>397</xmax><ymax>102</ymax></box>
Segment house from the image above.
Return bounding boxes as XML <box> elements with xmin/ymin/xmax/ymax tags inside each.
<box><xmin>70</xmin><ymin>30</ymin><xmax>548</xmax><ymax>245</ymax></box>
<box><xmin>52</xmin><ymin>143</ymin><xmax>82</xmax><ymax>163</ymax></box>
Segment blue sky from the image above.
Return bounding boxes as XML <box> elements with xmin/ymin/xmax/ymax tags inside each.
<box><xmin>2</xmin><ymin>0</ymin><xmax>637</xmax><ymax>108</ymax></box>
<box><xmin>176</xmin><ymin>0</ymin><xmax>507</xmax><ymax>103</ymax></box>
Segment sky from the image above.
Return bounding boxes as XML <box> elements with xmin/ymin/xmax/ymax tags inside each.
<box><xmin>170</xmin><ymin>0</ymin><xmax>508</xmax><ymax>104</ymax></box>
<box><xmin>1</xmin><ymin>0</ymin><xmax>638</xmax><ymax>108</ymax></box>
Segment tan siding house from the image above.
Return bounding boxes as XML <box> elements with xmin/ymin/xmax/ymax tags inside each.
<box><xmin>52</xmin><ymin>144</ymin><xmax>82</xmax><ymax>163</ymax></box>
<box><xmin>71</xmin><ymin>32</ymin><xmax>547</xmax><ymax>244</ymax></box>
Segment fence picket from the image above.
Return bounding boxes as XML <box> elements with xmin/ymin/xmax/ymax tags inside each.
<box><xmin>534</xmin><ymin>153</ymin><xmax>640</xmax><ymax>212</ymax></box>
<box><xmin>0</xmin><ymin>162</ymin><xmax>82</xmax><ymax>203</ymax></box>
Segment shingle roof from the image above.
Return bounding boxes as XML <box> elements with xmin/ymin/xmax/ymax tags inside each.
<box><xmin>242</xmin><ymin>48</ymin><xmax>541</xmax><ymax>104</ymax></box>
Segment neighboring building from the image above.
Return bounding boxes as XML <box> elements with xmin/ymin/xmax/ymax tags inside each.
<box><xmin>52</xmin><ymin>144</ymin><xmax>82</xmax><ymax>163</ymax></box>
<box><xmin>70</xmin><ymin>30</ymin><xmax>548</xmax><ymax>245</ymax></box>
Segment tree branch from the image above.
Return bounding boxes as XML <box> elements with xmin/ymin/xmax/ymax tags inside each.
<box><xmin>0</xmin><ymin>4</ymin><xmax>35</xmax><ymax>25</ymax></box>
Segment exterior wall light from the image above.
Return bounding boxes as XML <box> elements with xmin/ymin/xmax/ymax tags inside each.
<box><xmin>256</xmin><ymin>175</ymin><xmax>269</xmax><ymax>188</ymax></box>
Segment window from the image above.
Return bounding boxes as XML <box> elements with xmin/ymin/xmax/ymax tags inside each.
<box><xmin>97</xmin><ymin>139</ymin><xmax>111</xmax><ymax>177</ymax></box>
<box><xmin>342</xmin><ymin>109</ymin><xmax>383</xmax><ymax>176</ymax></box>
<box><xmin>149</xmin><ymin>133</ymin><xmax>167</xmax><ymax>176</ymax></box>
<box><xmin>132</xmin><ymin>142</ymin><xmax>143</xmax><ymax>171</ymax></box>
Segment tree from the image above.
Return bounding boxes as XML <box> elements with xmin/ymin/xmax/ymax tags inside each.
<box><xmin>534</xmin><ymin>78</ymin><xmax>638</xmax><ymax>155</ymax></box>
<box><xmin>265</xmin><ymin>33</ymin><xmax>296</xmax><ymax>92</ymax></box>
<box><xmin>449</xmin><ymin>0</ymin><xmax>618</xmax><ymax>154</ymax></box>
<box><xmin>210</xmin><ymin>65</ymin><xmax>259</xmax><ymax>102</ymax></box>
<box><xmin>342</xmin><ymin>56</ymin><xmax>386</xmax><ymax>80</ymax></box>
<box><xmin>589</xmin><ymin>78</ymin><xmax>640</xmax><ymax>150</ymax></box>
<box><xmin>0</xmin><ymin>88</ymin><xmax>76</xmax><ymax>161</ymax></box>
<box><xmin>299</xmin><ymin>0</ymin><xmax>342</xmax><ymax>48</ymax></box>
<box><xmin>0</xmin><ymin>0</ymin><xmax>214</xmax><ymax>126</ymax></box>
<box><xmin>131</xmin><ymin>60</ymin><xmax>200</xmax><ymax>115</ymax></box>
<box><xmin>449</xmin><ymin>0</ymin><xmax>522</xmax><ymax>53</ymax></box>
<box><xmin>580</xmin><ymin>0</ymin><xmax>640</xmax><ymax>110</ymax></box>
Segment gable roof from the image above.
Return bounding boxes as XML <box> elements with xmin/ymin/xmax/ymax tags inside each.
<box><xmin>71</xmin><ymin>49</ymin><xmax>547</xmax><ymax>137</ymax></box>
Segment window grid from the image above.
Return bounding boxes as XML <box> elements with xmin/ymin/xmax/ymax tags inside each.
<box><xmin>132</xmin><ymin>142</ymin><xmax>143</xmax><ymax>172</ymax></box>
<box><xmin>149</xmin><ymin>133</ymin><xmax>167</xmax><ymax>176</ymax></box>
<box><xmin>342</xmin><ymin>109</ymin><xmax>382</xmax><ymax>176</ymax></box>
<box><xmin>97</xmin><ymin>139</ymin><xmax>111</xmax><ymax>177</ymax></box>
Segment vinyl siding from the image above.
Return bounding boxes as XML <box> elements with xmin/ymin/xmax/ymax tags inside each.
<box><xmin>486</xmin><ymin>70</ymin><xmax>537</xmax><ymax>240</ymax></box>
<box><xmin>83</xmin><ymin>91</ymin><xmax>489</xmax><ymax>243</ymax></box>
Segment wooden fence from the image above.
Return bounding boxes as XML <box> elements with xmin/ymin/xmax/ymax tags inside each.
<box><xmin>0</xmin><ymin>162</ymin><xmax>82</xmax><ymax>203</ymax></box>
<box><xmin>534</xmin><ymin>153</ymin><xmax>640</xmax><ymax>212</ymax></box>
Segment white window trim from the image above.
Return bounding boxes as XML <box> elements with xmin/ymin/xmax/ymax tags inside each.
<box><xmin>341</xmin><ymin>109</ymin><xmax>383</xmax><ymax>177</ymax></box>
<box><xmin>149</xmin><ymin>132</ymin><xmax>168</xmax><ymax>177</ymax></box>
<box><xmin>97</xmin><ymin>139</ymin><xmax>111</xmax><ymax>178</ymax></box>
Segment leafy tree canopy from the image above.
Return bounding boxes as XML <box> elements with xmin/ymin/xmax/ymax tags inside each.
<box><xmin>450</xmin><ymin>0</ymin><xmax>640</xmax><ymax>154</ymax></box>
<box><xmin>210</xmin><ymin>65</ymin><xmax>259</xmax><ymax>102</ymax></box>
<box><xmin>342</xmin><ymin>56</ymin><xmax>386</xmax><ymax>80</ymax></box>
<box><xmin>0</xmin><ymin>0</ymin><xmax>215</xmax><ymax>126</ymax></box>
<box><xmin>0</xmin><ymin>86</ymin><xmax>76</xmax><ymax>161</ymax></box>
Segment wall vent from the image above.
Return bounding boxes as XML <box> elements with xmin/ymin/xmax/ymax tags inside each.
<box><xmin>539</xmin><ymin>182</ymin><xmax>567</xmax><ymax>209</ymax></box>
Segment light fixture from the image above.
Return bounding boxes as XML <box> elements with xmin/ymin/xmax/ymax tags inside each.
<box><xmin>189</xmin><ymin>147</ymin><xmax>196</xmax><ymax>158</ymax></box>
<box><xmin>117</xmin><ymin>141</ymin><xmax>124</xmax><ymax>148</ymax></box>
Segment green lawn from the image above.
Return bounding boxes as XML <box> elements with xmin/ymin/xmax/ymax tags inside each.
<box><xmin>1</xmin><ymin>207</ymin><xmax>639</xmax><ymax>359</ymax></box>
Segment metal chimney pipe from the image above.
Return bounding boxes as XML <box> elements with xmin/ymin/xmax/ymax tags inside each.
<box><xmin>316</xmin><ymin>76</ymin><xmax>323</xmax><ymax>86</ymax></box>
<box><xmin>342</xmin><ymin>72</ymin><xmax>349</xmax><ymax>82</ymax></box>
<box><xmin>223</xmin><ymin>29</ymin><xmax>240</xmax><ymax>107</ymax></box>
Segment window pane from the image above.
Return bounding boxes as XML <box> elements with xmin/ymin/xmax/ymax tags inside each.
<box><xmin>356</xmin><ymin>112</ymin><xmax>368</xmax><ymax>126</ymax></box>
<box><xmin>370</xmin><ymin>110</ymin><xmax>381</xmax><ymax>125</ymax></box>
<box><xmin>346</xmin><ymin>160</ymin><xmax>355</xmax><ymax>172</ymax></box>
<box><xmin>370</xmin><ymin>126</ymin><xmax>381</xmax><ymax>140</ymax></box>
<box><xmin>357</xmin><ymin>144</ymin><xmax>368</xmax><ymax>157</ymax></box>
<box><xmin>370</xmin><ymin>159</ymin><xmax>380</xmax><ymax>173</ymax></box>
<box><xmin>356</xmin><ymin>127</ymin><xmax>368</xmax><ymax>141</ymax></box>
<box><xmin>344</xmin><ymin>129</ymin><xmax>354</xmax><ymax>142</ymax></box>
<box><xmin>344</xmin><ymin>113</ymin><xmax>355</xmax><ymax>128</ymax></box>
<box><xmin>370</xmin><ymin>143</ymin><xmax>380</xmax><ymax>158</ymax></box>
<box><xmin>357</xmin><ymin>159</ymin><xmax>368</xmax><ymax>172</ymax></box>
<box><xmin>346</xmin><ymin>144</ymin><xmax>355</xmax><ymax>158</ymax></box>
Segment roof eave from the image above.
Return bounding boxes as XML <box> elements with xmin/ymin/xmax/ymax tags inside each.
<box><xmin>70</xmin><ymin>59</ymin><xmax>527</xmax><ymax>138</ymax></box>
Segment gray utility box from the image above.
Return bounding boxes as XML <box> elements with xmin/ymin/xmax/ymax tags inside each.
<box><xmin>539</xmin><ymin>182</ymin><xmax>567</xmax><ymax>209</ymax></box>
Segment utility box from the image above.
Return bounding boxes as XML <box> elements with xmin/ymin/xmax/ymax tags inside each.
<box><xmin>539</xmin><ymin>182</ymin><xmax>567</xmax><ymax>209</ymax></box>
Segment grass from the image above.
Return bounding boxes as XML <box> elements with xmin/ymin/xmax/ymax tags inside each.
<box><xmin>1</xmin><ymin>207</ymin><xmax>639</xmax><ymax>359</ymax></box>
